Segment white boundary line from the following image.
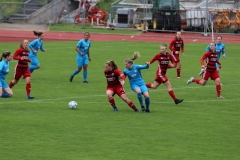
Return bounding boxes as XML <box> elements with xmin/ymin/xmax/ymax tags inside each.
<box><xmin>1</xmin><ymin>84</ymin><xmax>240</xmax><ymax>105</ymax></box>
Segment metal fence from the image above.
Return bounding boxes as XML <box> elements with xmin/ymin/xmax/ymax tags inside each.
<box><xmin>0</xmin><ymin>0</ymin><xmax>240</xmax><ymax>33</ymax></box>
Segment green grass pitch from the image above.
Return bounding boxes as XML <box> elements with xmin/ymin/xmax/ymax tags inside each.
<box><xmin>0</xmin><ymin>40</ymin><xmax>239</xmax><ymax>160</ymax></box>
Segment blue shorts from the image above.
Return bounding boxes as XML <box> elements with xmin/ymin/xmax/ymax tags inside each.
<box><xmin>216</xmin><ymin>63</ymin><xmax>219</xmax><ymax>68</ymax></box>
<box><xmin>77</xmin><ymin>56</ymin><xmax>88</xmax><ymax>67</ymax></box>
<box><xmin>30</xmin><ymin>57</ymin><xmax>40</xmax><ymax>67</ymax></box>
<box><xmin>0</xmin><ymin>80</ymin><xmax>9</xmax><ymax>89</ymax></box>
<box><xmin>131</xmin><ymin>84</ymin><xmax>148</xmax><ymax>93</ymax></box>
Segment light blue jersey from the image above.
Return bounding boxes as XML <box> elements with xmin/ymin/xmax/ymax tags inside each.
<box><xmin>28</xmin><ymin>38</ymin><xmax>44</xmax><ymax>58</ymax></box>
<box><xmin>206</xmin><ymin>42</ymin><xmax>226</xmax><ymax>60</ymax></box>
<box><xmin>0</xmin><ymin>60</ymin><xmax>9</xmax><ymax>80</ymax></box>
<box><xmin>123</xmin><ymin>64</ymin><xmax>149</xmax><ymax>90</ymax></box>
<box><xmin>76</xmin><ymin>39</ymin><xmax>91</xmax><ymax>58</ymax></box>
<box><xmin>0</xmin><ymin>60</ymin><xmax>10</xmax><ymax>89</ymax></box>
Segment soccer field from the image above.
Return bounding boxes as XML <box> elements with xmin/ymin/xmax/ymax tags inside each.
<box><xmin>0</xmin><ymin>41</ymin><xmax>239</xmax><ymax>159</ymax></box>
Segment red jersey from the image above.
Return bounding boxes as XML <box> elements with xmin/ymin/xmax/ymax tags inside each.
<box><xmin>200</xmin><ymin>51</ymin><xmax>221</xmax><ymax>72</ymax></box>
<box><xmin>149</xmin><ymin>52</ymin><xmax>177</xmax><ymax>75</ymax></box>
<box><xmin>104</xmin><ymin>68</ymin><xmax>123</xmax><ymax>87</ymax></box>
<box><xmin>13</xmin><ymin>47</ymin><xmax>31</xmax><ymax>71</ymax></box>
<box><xmin>169</xmin><ymin>38</ymin><xmax>184</xmax><ymax>54</ymax></box>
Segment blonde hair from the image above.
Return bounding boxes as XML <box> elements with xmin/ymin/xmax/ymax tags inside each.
<box><xmin>124</xmin><ymin>52</ymin><xmax>140</xmax><ymax>64</ymax></box>
<box><xmin>19</xmin><ymin>39</ymin><xmax>28</xmax><ymax>48</ymax></box>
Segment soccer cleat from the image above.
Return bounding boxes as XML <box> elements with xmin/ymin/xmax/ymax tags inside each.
<box><xmin>217</xmin><ymin>96</ymin><xmax>224</xmax><ymax>99</ymax></box>
<box><xmin>135</xmin><ymin>109</ymin><xmax>140</xmax><ymax>112</ymax></box>
<box><xmin>69</xmin><ymin>75</ymin><xmax>74</xmax><ymax>82</ymax></box>
<box><xmin>177</xmin><ymin>76</ymin><xmax>181</xmax><ymax>78</ymax></box>
<box><xmin>83</xmin><ymin>81</ymin><xmax>88</xmax><ymax>83</ymax></box>
<box><xmin>27</xmin><ymin>95</ymin><xmax>34</xmax><ymax>99</ymax></box>
<box><xmin>187</xmin><ymin>77</ymin><xmax>194</xmax><ymax>85</ymax></box>
<box><xmin>199</xmin><ymin>68</ymin><xmax>205</xmax><ymax>76</ymax></box>
<box><xmin>145</xmin><ymin>109</ymin><xmax>150</xmax><ymax>113</ymax></box>
<box><xmin>141</xmin><ymin>106</ymin><xmax>146</xmax><ymax>111</ymax></box>
<box><xmin>113</xmin><ymin>107</ymin><xmax>118</xmax><ymax>112</ymax></box>
<box><xmin>175</xmin><ymin>99</ymin><xmax>183</xmax><ymax>104</ymax></box>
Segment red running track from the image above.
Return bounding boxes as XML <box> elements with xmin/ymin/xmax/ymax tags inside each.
<box><xmin>0</xmin><ymin>29</ymin><xmax>240</xmax><ymax>44</ymax></box>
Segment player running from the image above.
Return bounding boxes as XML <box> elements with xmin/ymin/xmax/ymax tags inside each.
<box><xmin>122</xmin><ymin>52</ymin><xmax>150</xmax><ymax>112</ymax></box>
<box><xmin>146</xmin><ymin>44</ymin><xmax>184</xmax><ymax>105</ymax></box>
<box><xmin>9</xmin><ymin>39</ymin><xmax>34</xmax><ymax>99</ymax></box>
<box><xmin>28</xmin><ymin>31</ymin><xmax>46</xmax><ymax>73</ymax></box>
<box><xmin>187</xmin><ymin>42</ymin><xmax>223</xmax><ymax>98</ymax></box>
<box><xmin>104</xmin><ymin>60</ymin><xmax>140</xmax><ymax>112</ymax></box>
<box><xmin>199</xmin><ymin>35</ymin><xmax>226</xmax><ymax>76</ymax></box>
<box><xmin>169</xmin><ymin>31</ymin><xmax>184</xmax><ymax>78</ymax></box>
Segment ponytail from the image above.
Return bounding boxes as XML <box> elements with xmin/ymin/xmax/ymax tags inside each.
<box><xmin>33</xmin><ymin>31</ymin><xmax>43</xmax><ymax>37</ymax></box>
<box><xmin>0</xmin><ymin>51</ymin><xmax>11</xmax><ymax>61</ymax></box>
<box><xmin>125</xmin><ymin>52</ymin><xmax>140</xmax><ymax>64</ymax></box>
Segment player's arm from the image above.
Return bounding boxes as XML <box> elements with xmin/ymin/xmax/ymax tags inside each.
<box><xmin>40</xmin><ymin>42</ymin><xmax>46</xmax><ymax>52</ymax></box>
<box><xmin>181</xmin><ymin>40</ymin><xmax>184</xmax><ymax>56</ymax></box>
<box><xmin>75</xmin><ymin>41</ymin><xmax>83</xmax><ymax>56</ymax></box>
<box><xmin>168</xmin><ymin>54</ymin><xmax>177</xmax><ymax>68</ymax></box>
<box><xmin>137</xmin><ymin>64</ymin><xmax>149</xmax><ymax>70</ymax></box>
<box><xmin>13</xmin><ymin>48</ymin><xmax>22</xmax><ymax>61</ymax></box>
<box><xmin>169</xmin><ymin>40</ymin><xmax>176</xmax><ymax>53</ymax></box>
<box><xmin>222</xmin><ymin>44</ymin><xmax>226</xmax><ymax>57</ymax></box>
<box><xmin>149</xmin><ymin>54</ymin><xmax>158</xmax><ymax>64</ymax></box>
<box><xmin>200</xmin><ymin>52</ymin><xmax>209</xmax><ymax>68</ymax></box>
<box><xmin>121</xmin><ymin>70</ymin><xmax>127</xmax><ymax>85</ymax></box>
<box><xmin>87</xmin><ymin>49</ymin><xmax>91</xmax><ymax>61</ymax></box>
<box><xmin>28</xmin><ymin>40</ymin><xmax>38</xmax><ymax>53</ymax></box>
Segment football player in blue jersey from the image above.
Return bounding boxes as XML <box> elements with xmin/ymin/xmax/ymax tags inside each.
<box><xmin>70</xmin><ymin>32</ymin><xmax>91</xmax><ymax>83</ymax></box>
<box><xmin>28</xmin><ymin>31</ymin><xmax>46</xmax><ymax>73</ymax></box>
<box><xmin>122</xmin><ymin>52</ymin><xmax>150</xmax><ymax>112</ymax></box>
<box><xmin>0</xmin><ymin>51</ymin><xmax>13</xmax><ymax>98</ymax></box>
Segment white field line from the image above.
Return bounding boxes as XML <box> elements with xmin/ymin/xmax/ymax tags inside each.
<box><xmin>0</xmin><ymin>83</ymin><xmax>239</xmax><ymax>105</ymax></box>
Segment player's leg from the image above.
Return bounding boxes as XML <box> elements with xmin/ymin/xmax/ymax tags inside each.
<box><xmin>119</xmin><ymin>93</ymin><xmax>139</xmax><ymax>112</ymax></box>
<box><xmin>212</xmin><ymin>71</ymin><xmax>223</xmax><ymax>98</ymax></box>
<box><xmin>70</xmin><ymin>57</ymin><xmax>83</xmax><ymax>82</ymax></box>
<box><xmin>146</xmin><ymin>81</ymin><xmax>160</xmax><ymax>89</ymax></box>
<box><xmin>1</xmin><ymin>82</ymin><xmax>13</xmax><ymax>98</ymax></box>
<box><xmin>133</xmin><ymin>85</ymin><xmax>144</xmax><ymax>111</ymax></box>
<box><xmin>106</xmin><ymin>88</ymin><xmax>118</xmax><ymax>111</ymax></box>
<box><xmin>83</xmin><ymin>57</ymin><xmax>89</xmax><ymax>83</ymax></box>
<box><xmin>9</xmin><ymin>70</ymin><xmax>22</xmax><ymax>88</ymax></box>
<box><xmin>177</xmin><ymin>61</ymin><xmax>181</xmax><ymax>78</ymax></box>
<box><xmin>24</xmin><ymin>70</ymin><xmax>34</xmax><ymax>99</ymax></box>
<box><xmin>141</xmin><ymin>85</ymin><xmax>150</xmax><ymax>112</ymax></box>
<box><xmin>29</xmin><ymin>58</ymin><xmax>40</xmax><ymax>73</ymax></box>
<box><xmin>164</xmin><ymin>81</ymin><xmax>183</xmax><ymax>104</ymax></box>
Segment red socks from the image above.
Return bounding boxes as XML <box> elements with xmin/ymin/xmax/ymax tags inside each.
<box><xmin>168</xmin><ymin>90</ymin><xmax>177</xmax><ymax>101</ymax></box>
<box><xmin>216</xmin><ymin>84</ymin><xmax>221</xmax><ymax>97</ymax></box>
<box><xmin>146</xmin><ymin>83</ymin><xmax>152</xmax><ymax>88</ymax></box>
<box><xmin>177</xmin><ymin>68</ymin><xmax>181</xmax><ymax>77</ymax></box>
<box><xmin>26</xmin><ymin>83</ymin><xmax>31</xmax><ymax>95</ymax></box>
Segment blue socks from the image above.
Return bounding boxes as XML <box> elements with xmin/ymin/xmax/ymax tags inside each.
<box><xmin>72</xmin><ymin>69</ymin><xmax>80</xmax><ymax>76</ymax></box>
<box><xmin>1</xmin><ymin>92</ymin><xmax>10</xmax><ymax>98</ymax></box>
<box><xmin>137</xmin><ymin>93</ymin><xmax>143</xmax><ymax>107</ymax></box>
<box><xmin>83</xmin><ymin>70</ymin><xmax>87</xmax><ymax>81</ymax></box>
<box><xmin>145</xmin><ymin>97</ymin><xmax>150</xmax><ymax>109</ymax></box>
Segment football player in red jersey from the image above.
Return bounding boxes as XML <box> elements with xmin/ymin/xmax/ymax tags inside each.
<box><xmin>146</xmin><ymin>44</ymin><xmax>184</xmax><ymax>105</ymax></box>
<box><xmin>187</xmin><ymin>42</ymin><xmax>223</xmax><ymax>98</ymax></box>
<box><xmin>169</xmin><ymin>31</ymin><xmax>184</xmax><ymax>78</ymax></box>
<box><xmin>9</xmin><ymin>39</ymin><xmax>34</xmax><ymax>99</ymax></box>
<box><xmin>104</xmin><ymin>60</ymin><xmax>140</xmax><ymax>112</ymax></box>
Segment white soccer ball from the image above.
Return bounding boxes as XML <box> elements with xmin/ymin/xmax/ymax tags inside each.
<box><xmin>68</xmin><ymin>101</ymin><xmax>77</xmax><ymax>109</ymax></box>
